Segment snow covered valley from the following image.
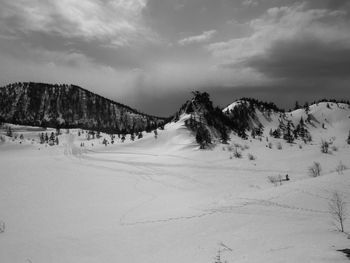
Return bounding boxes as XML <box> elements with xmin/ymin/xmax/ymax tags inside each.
<box><xmin>1</xmin><ymin>104</ymin><xmax>350</xmax><ymax>263</ymax></box>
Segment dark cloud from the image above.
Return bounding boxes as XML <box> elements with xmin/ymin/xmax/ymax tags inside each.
<box><xmin>327</xmin><ymin>0</ymin><xmax>350</xmax><ymax>9</ymax></box>
<box><xmin>243</xmin><ymin>37</ymin><xmax>350</xmax><ymax>80</ymax></box>
<box><xmin>1</xmin><ymin>0</ymin><xmax>350</xmax><ymax>116</ymax></box>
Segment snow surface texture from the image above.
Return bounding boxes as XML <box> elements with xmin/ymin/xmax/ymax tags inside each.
<box><xmin>0</xmin><ymin>103</ymin><xmax>350</xmax><ymax>263</ymax></box>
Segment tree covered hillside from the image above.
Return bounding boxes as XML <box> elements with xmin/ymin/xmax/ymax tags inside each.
<box><xmin>0</xmin><ymin>82</ymin><xmax>168</xmax><ymax>133</ymax></box>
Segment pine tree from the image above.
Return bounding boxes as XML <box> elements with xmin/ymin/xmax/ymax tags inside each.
<box><xmin>283</xmin><ymin>121</ymin><xmax>294</xmax><ymax>143</ymax></box>
<box><xmin>6</xmin><ymin>126</ymin><xmax>12</xmax><ymax>137</ymax></box>
<box><xmin>321</xmin><ymin>140</ymin><xmax>329</xmax><ymax>153</ymax></box>
<box><xmin>49</xmin><ymin>132</ymin><xmax>55</xmax><ymax>143</ymax></box>
<box><xmin>347</xmin><ymin>131</ymin><xmax>350</xmax><ymax>145</ymax></box>
<box><xmin>256</xmin><ymin>123</ymin><xmax>264</xmax><ymax>136</ymax></box>
<box><xmin>39</xmin><ymin>133</ymin><xmax>45</xmax><ymax>144</ymax></box>
<box><xmin>294</xmin><ymin>101</ymin><xmax>300</xmax><ymax>110</ymax></box>
<box><xmin>196</xmin><ymin>125</ymin><xmax>211</xmax><ymax>149</ymax></box>
<box><xmin>251</xmin><ymin>128</ymin><xmax>256</xmax><ymax>139</ymax></box>
<box><xmin>220</xmin><ymin>127</ymin><xmax>229</xmax><ymax>144</ymax></box>
<box><xmin>45</xmin><ymin>133</ymin><xmax>49</xmax><ymax>143</ymax></box>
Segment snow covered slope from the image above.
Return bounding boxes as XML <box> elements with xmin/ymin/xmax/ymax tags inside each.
<box><xmin>225</xmin><ymin>99</ymin><xmax>350</xmax><ymax>144</ymax></box>
<box><xmin>1</xmin><ymin>100</ymin><xmax>350</xmax><ymax>263</ymax></box>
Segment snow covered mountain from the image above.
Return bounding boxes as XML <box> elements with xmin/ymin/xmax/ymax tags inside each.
<box><xmin>1</xmin><ymin>91</ymin><xmax>350</xmax><ymax>263</ymax></box>
<box><xmin>0</xmin><ymin>82</ymin><xmax>168</xmax><ymax>133</ymax></box>
<box><xmin>223</xmin><ymin>98</ymin><xmax>350</xmax><ymax>145</ymax></box>
<box><xmin>1</xmin><ymin>84</ymin><xmax>349</xmax><ymax>148</ymax></box>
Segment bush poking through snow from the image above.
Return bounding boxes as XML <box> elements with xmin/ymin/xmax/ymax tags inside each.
<box><xmin>268</xmin><ymin>175</ymin><xmax>283</xmax><ymax>186</ymax></box>
<box><xmin>0</xmin><ymin>221</ymin><xmax>5</xmax><ymax>233</ymax></box>
<box><xmin>321</xmin><ymin>140</ymin><xmax>329</xmax><ymax>153</ymax></box>
<box><xmin>276</xmin><ymin>142</ymin><xmax>282</xmax><ymax>150</ymax></box>
<box><xmin>233</xmin><ymin>147</ymin><xmax>242</xmax><ymax>158</ymax></box>
<box><xmin>329</xmin><ymin>191</ymin><xmax>347</xmax><ymax>232</ymax></box>
<box><xmin>248</xmin><ymin>153</ymin><xmax>256</xmax><ymax>161</ymax></box>
<box><xmin>233</xmin><ymin>143</ymin><xmax>241</xmax><ymax>148</ymax></box>
<box><xmin>309</xmin><ymin>162</ymin><xmax>322</xmax><ymax>177</ymax></box>
<box><xmin>331</xmin><ymin>145</ymin><xmax>338</xmax><ymax>152</ymax></box>
<box><xmin>336</xmin><ymin>161</ymin><xmax>347</xmax><ymax>175</ymax></box>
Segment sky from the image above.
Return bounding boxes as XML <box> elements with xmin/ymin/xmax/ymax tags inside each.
<box><xmin>0</xmin><ymin>0</ymin><xmax>349</xmax><ymax>115</ymax></box>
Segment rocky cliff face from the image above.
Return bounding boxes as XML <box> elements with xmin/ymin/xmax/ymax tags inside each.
<box><xmin>0</xmin><ymin>82</ymin><xmax>167</xmax><ymax>133</ymax></box>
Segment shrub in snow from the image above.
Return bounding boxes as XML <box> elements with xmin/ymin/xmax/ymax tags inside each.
<box><xmin>233</xmin><ymin>147</ymin><xmax>242</xmax><ymax>158</ymax></box>
<box><xmin>329</xmin><ymin>191</ymin><xmax>347</xmax><ymax>232</ymax></box>
<box><xmin>308</xmin><ymin>162</ymin><xmax>322</xmax><ymax>177</ymax></box>
<box><xmin>0</xmin><ymin>221</ymin><xmax>4</xmax><ymax>233</ymax></box>
<box><xmin>336</xmin><ymin>161</ymin><xmax>347</xmax><ymax>175</ymax></box>
<box><xmin>214</xmin><ymin>249</ymin><xmax>224</xmax><ymax>263</ymax></box>
<box><xmin>331</xmin><ymin>145</ymin><xmax>338</xmax><ymax>152</ymax></box>
<box><xmin>268</xmin><ymin>142</ymin><xmax>273</xmax><ymax>149</ymax></box>
<box><xmin>276</xmin><ymin>142</ymin><xmax>282</xmax><ymax>150</ymax></box>
<box><xmin>0</xmin><ymin>135</ymin><xmax>5</xmax><ymax>144</ymax></box>
<box><xmin>268</xmin><ymin>175</ymin><xmax>283</xmax><ymax>186</ymax></box>
<box><xmin>243</xmin><ymin>144</ymin><xmax>249</xmax><ymax>150</ymax></box>
<box><xmin>248</xmin><ymin>153</ymin><xmax>256</xmax><ymax>161</ymax></box>
<box><xmin>321</xmin><ymin>140</ymin><xmax>329</xmax><ymax>153</ymax></box>
<box><xmin>233</xmin><ymin>143</ymin><xmax>241</xmax><ymax>149</ymax></box>
<box><xmin>6</xmin><ymin>126</ymin><xmax>12</xmax><ymax>137</ymax></box>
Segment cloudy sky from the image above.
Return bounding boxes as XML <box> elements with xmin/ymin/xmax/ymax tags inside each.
<box><xmin>0</xmin><ymin>0</ymin><xmax>349</xmax><ymax>115</ymax></box>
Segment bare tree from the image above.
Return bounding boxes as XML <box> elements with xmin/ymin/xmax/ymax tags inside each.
<box><xmin>329</xmin><ymin>191</ymin><xmax>347</xmax><ymax>232</ymax></box>
<box><xmin>308</xmin><ymin>162</ymin><xmax>322</xmax><ymax>177</ymax></box>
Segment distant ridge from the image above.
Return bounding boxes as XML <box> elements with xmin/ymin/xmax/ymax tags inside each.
<box><xmin>0</xmin><ymin>82</ymin><xmax>169</xmax><ymax>133</ymax></box>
